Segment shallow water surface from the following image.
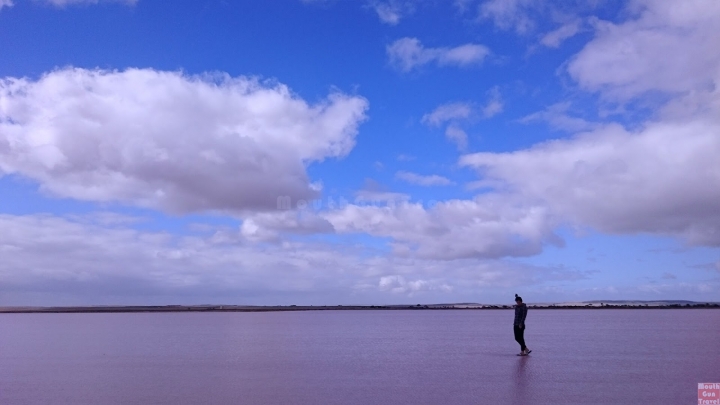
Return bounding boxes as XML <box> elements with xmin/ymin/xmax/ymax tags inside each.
<box><xmin>1</xmin><ymin>309</ymin><xmax>718</xmax><ymax>404</ymax></box>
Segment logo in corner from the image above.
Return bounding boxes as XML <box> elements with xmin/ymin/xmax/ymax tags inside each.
<box><xmin>699</xmin><ymin>383</ymin><xmax>720</xmax><ymax>405</ymax></box>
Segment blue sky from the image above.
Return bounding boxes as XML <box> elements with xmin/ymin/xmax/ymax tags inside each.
<box><xmin>0</xmin><ymin>0</ymin><xmax>719</xmax><ymax>305</ymax></box>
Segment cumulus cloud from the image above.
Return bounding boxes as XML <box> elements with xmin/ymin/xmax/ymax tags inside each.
<box><xmin>323</xmin><ymin>196</ymin><xmax>561</xmax><ymax>260</ymax></box>
<box><xmin>445</xmin><ymin>125</ymin><xmax>468</xmax><ymax>150</ymax></box>
<box><xmin>453</xmin><ymin>0</ymin><xmax>720</xmax><ymax>253</ymax></box>
<box><xmin>460</xmin><ymin>117</ymin><xmax>720</xmax><ymax>245</ymax></box>
<box><xmin>481</xmin><ymin>86</ymin><xmax>503</xmax><ymax>118</ymax></box>
<box><xmin>374</xmin><ymin>3</ymin><xmax>401</xmax><ymax>24</ymax></box>
<box><xmin>540</xmin><ymin>20</ymin><xmax>581</xmax><ymax>48</ymax></box>
<box><xmin>387</xmin><ymin>37</ymin><xmax>490</xmax><ymax>72</ymax></box>
<box><xmin>423</xmin><ymin>91</ymin><xmax>502</xmax><ymax>127</ymax></box>
<box><xmin>241</xmin><ymin>192</ymin><xmax>562</xmax><ymax>262</ymax></box>
<box><xmin>0</xmin><ymin>212</ymin><xmax>588</xmax><ymax>304</ymax></box>
<box><xmin>0</xmin><ymin>213</ymin><xmax>373</xmax><ymax>304</ymax></box>
<box><xmin>423</xmin><ymin>102</ymin><xmax>471</xmax><ymax>149</ymax></box>
<box><xmin>568</xmin><ymin>0</ymin><xmax>720</xmax><ymax>99</ymax></box>
<box><xmin>521</xmin><ymin>102</ymin><xmax>598</xmax><ymax>132</ymax></box>
<box><xmin>370</xmin><ymin>0</ymin><xmax>413</xmax><ymax>25</ymax></box>
<box><xmin>479</xmin><ymin>0</ymin><xmax>537</xmax><ymax>34</ymax></box>
<box><xmin>377</xmin><ymin>275</ymin><xmax>452</xmax><ymax>294</ymax></box>
<box><xmin>422</xmin><ymin>102</ymin><xmax>472</xmax><ymax>126</ymax></box>
<box><xmin>423</xmin><ymin>89</ymin><xmax>502</xmax><ymax>150</ymax></box>
<box><xmin>474</xmin><ymin>0</ymin><xmax>720</xmax><ymax>245</ymax></box>
<box><xmin>0</xmin><ymin>68</ymin><xmax>368</xmax><ymax>214</ymax></box>
<box><xmin>241</xmin><ymin>210</ymin><xmax>334</xmax><ymax>242</ymax></box>
<box><xmin>395</xmin><ymin>171</ymin><xmax>454</xmax><ymax>186</ymax></box>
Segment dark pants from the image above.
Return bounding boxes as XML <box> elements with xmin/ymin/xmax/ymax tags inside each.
<box><xmin>513</xmin><ymin>324</ymin><xmax>527</xmax><ymax>351</ymax></box>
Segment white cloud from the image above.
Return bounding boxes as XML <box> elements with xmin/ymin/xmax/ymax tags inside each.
<box><xmin>41</xmin><ymin>0</ymin><xmax>137</xmax><ymax>6</ymax></box>
<box><xmin>387</xmin><ymin>37</ymin><xmax>490</xmax><ymax>72</ymax></box>
<box><xmin>479</xmin><ymin>0</ymin><xmax>536</xmax><ymax>34</ymax></box>
<box><xmin>460</xmin><ymin>116</ymin><xmax>720</xmax><ymax>245</ymax></box>
<box><xmin>541</xmin><ymin>20</ymin><xmax>581</xmax><ymax>48</ymax></box>
<box><xmin>0</xmin><ymin>212</ymin><xmax>371</xmax><ymax>304</ymax></box>
<box><xmin>370</xmin><ymin>1</ymin><xmax>413</xmax><ymax>25</ymax></box>
<box><xmin>481</xmin><ymin>86</ymin><xmax>503</xmax><ymax>118</ymax></box>
<box><xmin>423</xmin><ymin>90</ymin><xmax>502</xmax><ymax>125</ymax></box>
<box><xmin>423</xmin><ymin>103</ymin><xmax>470</xmax><ymax>149</ymax></box>
<box><xmin>374</xmin><ymin>3</ymin><xmax>401</xmax><ymax>24</ymax></box>
<box><xmin>521</xmin><ymin>102</ymin><xmax>598</xmax><ymax>132</ymax></box>
<box><xmin>422</xmin><ymin>102</ymin><xmax>472</xmax><ymax>126</ymax></box>
<box><xmin>0</xmin><ymin>0</ymin><xmax>13</xmax><ymax>10</ymax></box>
<box><xmin>241</xmin><ymin>210</ymin><xmax>334</xmax><ymax>242</ymax></box>
<box><xmin>0</xmin><ymin>68</ymin><xmax>368</xmax><ymax>213</ymax></box>
<box><xmin>323</xmin><ymin>196</ymin><xmax>561</xmax><ymax>260</ymax></box>
<box><xmin>395</xmin><ymin>171</ymin><xmax>454</xmax><ymax>186</ymax></box>
<box><xmin>243</xmin><ymin>194</ymin><xmax>563</xmax><ymax>259</ymax></box>
<box><xmin>568</xmin><ymin>0</ymin><xmax>720</xmax><ymax>99</ymax></box>
<box><xmin>0</xmin><ymin>212</ymin><xmax>589</xmax><ymax>304</ymax></box>
<box><xmin>378</xmin><ymin>275</ymin><xmax>452</xmax><ymax>295</ymax></box>
<box><xmin>445</xmin><ymin>125</ymin><xmax>468</xmax><ymax>150</ymax></box>
<box><xmin>422</xmin><ymin>91</ymin><xmax>501</xmax><ymax>150</ymax></box>
<box><xmin>459</xmin><ymin>0</ymin><xmax>720</xmax><ymax>250</ymax></box>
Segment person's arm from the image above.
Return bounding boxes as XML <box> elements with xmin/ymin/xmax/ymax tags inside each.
<box><xmin>520</xmin><ymin>306</ymin><xmax>528</xmax><ymax>327</ymax></box>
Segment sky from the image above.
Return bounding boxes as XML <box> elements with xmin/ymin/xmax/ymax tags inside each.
<box><xmin>0</xmin><ymin>0</ymin><xmax>719</xmax><ymax>306</ymax></box>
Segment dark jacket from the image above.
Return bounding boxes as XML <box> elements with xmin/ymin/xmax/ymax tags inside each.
<box><xmin>513</xmin><ymin>303</ymin><xmax>527</xmax><ymax>326</ymax></box>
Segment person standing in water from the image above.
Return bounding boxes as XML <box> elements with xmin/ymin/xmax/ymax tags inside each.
<box><xmin>513</xmin><ymin>294</ymin><xmax>531</xmax><ymax>355</ymax></box>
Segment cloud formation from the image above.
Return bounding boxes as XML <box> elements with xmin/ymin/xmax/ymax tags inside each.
<box><xmin>422</xmin><ymin>89</ymin><xmax>502</xmax><ymax>150</ymax></box>
<box><xmin>0</xmin><ymin>212</ymin><xmax>588</xmax><ymax>305</ymax></box>
<box><xmin>323</xmin><ymin>196</ymin><xmax>561</xmax><ymax>260</ymax></box>
<box><xmin>461</xmin><ymin>117</ymin><xmax>720</xmax><ymax>245</ymax></box>
<box><xmin>395</xmin><ymin>171</ymin><xmax>454</xmax><ymax>186</ymax></box>
<box><xmin>444</xmin><ymin>125</ymin><xmax>468</xmax><ymax>150</ymax></box>
<box><xmin>456</xmin><ymin>0</ymin><xmax>720</xmax><ymax>248</ymax></box>
<box><xmin>0</xmin><ymin>68</ymin><xmax>368</xmax><ymax>214</ymax></box>
<box><xmin>478</xmin><ymin>0</ymin><xmax>536</xmax><ymax>34</ymax></box>
<box><xmin>370</xmin><ymin>0</ymin><xmax>413</xmax><ymax>25</ymax></box>
<box><xmin>0</xmin><ymin>213</ymin><xmax>363</xmax><ymax>304</ymax></box>
<box><xmin>540</xmin><ymin>20</ymin><xmax>581</xmax><ymax>48</ymax></box>
<box><xmin>422</xmin><ymin>103</ymin><xmax>471</xmax><ymax>149</ymax></box>
<box><xmin>387</xmin><ymin>37</ymin><xmax>490</xmax><ymax>72</ymax></box>
<box><xmin>520</xmin><ymin>102</ymin><xmax>598</xmax><ymax>132</ymax></box>
<box><xmin>568</xmin><ymin>0</ymin><xmax>720</xmax><ymax>99</ymax></box>
<box><xmin>422</xmin><ymin>102</ymin><xmax>472</xmax><ymax>126</ymax></box>
<box><xmin>481</xmin><ymin>86</ymin><xmax>503</xmax><ymax>118</ymax></box>
<box><xmin>377</xmin><ymin>275</ymin><xmax>452</xmax><ymax>295</ymax></box>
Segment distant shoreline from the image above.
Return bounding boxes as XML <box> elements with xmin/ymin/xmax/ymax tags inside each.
<box><xmin>1</xmin><ymin>302</ymin><xmax>719</xmax><ymax>314</ymax></box>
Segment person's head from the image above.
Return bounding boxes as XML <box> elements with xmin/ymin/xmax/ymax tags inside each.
<box><xmin>515</xmin><ymin>294</ymin><xmax>523</xmax><ymax>304</ymax></box>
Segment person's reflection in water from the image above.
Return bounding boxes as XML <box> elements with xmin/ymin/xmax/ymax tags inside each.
<box><xmin>512</xmin><ymin>355</ymin><xmax>530</xmax><ymax>405</ymax></box>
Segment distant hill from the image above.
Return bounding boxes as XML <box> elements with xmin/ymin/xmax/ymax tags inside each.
<box><xmin>583</xmin><ymin>300</ymin><xmax>696</xmax><ymax>304</ymax></box>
